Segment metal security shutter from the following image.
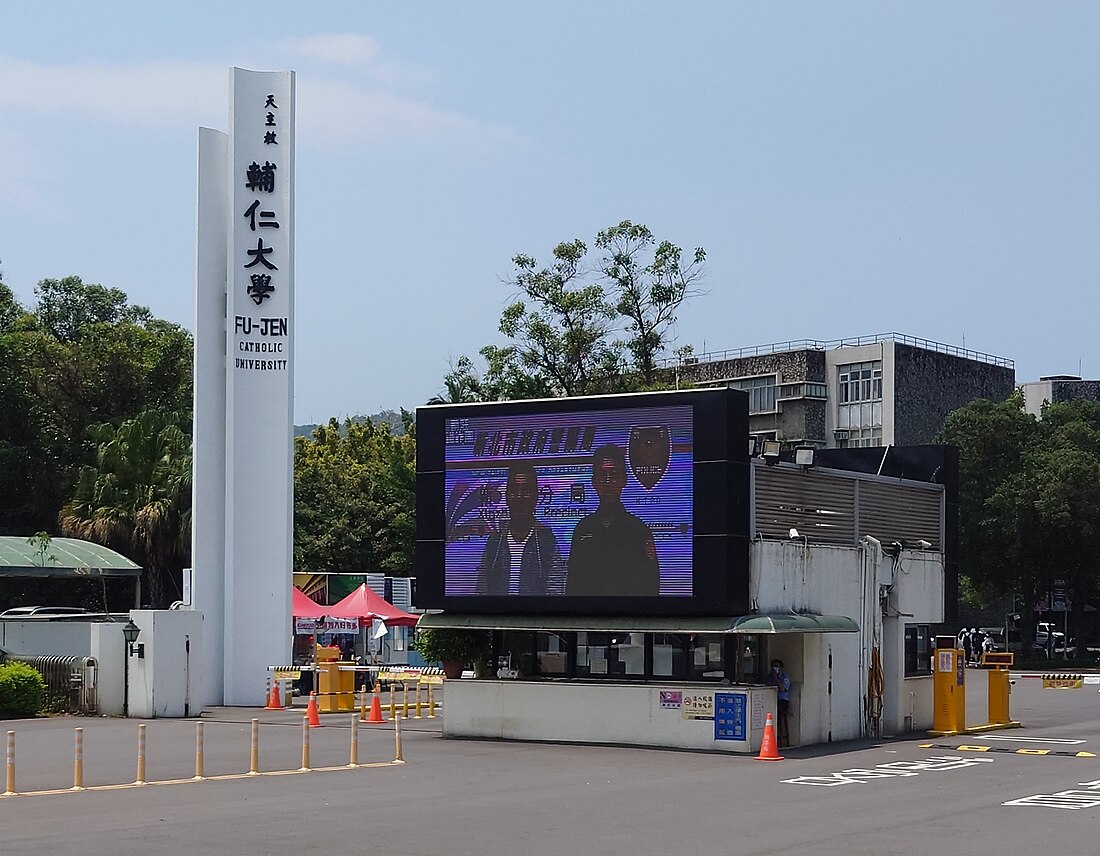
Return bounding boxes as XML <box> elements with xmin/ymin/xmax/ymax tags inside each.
<box><xmin>754</xmin><ymin>466</ymin><xmax>856</xmax><ymax>545</ymax></box>
<box><xmin>856</xmin><ymin>481</ymin><xmax>943</xmax><ymax>549</ymax></box>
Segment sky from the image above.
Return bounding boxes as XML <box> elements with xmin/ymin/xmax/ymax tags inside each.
<box><xmin>2</xmin><ymin>3</ymin><xmax>1098</xmax><ymax>424</ymax></box>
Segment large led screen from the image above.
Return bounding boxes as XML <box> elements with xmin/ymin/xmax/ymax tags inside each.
<box><xmin>444</xmin><ymin>405</ymin><xmax>693</xmax><ymax>598</ymax></box>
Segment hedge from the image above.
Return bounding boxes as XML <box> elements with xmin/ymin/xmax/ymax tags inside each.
<box><xmin>0</xmin><ymin>662</ymin><xmax>45</xmax><ymax>718</ymax></box>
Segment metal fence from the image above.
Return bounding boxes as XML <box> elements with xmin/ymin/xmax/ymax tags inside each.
<box><xmin>3</xmin><ymin>654</ymin><xmax>98</xmax><ymax>714</ymax></box>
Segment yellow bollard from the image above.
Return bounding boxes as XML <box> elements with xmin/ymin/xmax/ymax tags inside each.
<box><xmin>4</xmin><ymin>731</ymin><xmax>14</xmax><ymax>796</ymax></box>
<box><xmin>134</xmin><ymin>724</ymin><xmax>147</xmax><ymax>785</ymax></box>
<box><xmin>427</xmin><ymin>683</ymin><xmax>436</xmax><ymax>719</ymax></box>
<box><xmin>402</xmin><ymin>681</ymin><xmax>410</xmax><ymax>718</ymax></box>
<box><xmin>393</xmin><ymin>713</ymin><xmax>405</xmax><ymax>764</ymax></box>
<box><xmin>388</xmin><ymin>683</ymin><xmax>396</xmax><ymax>720</ymax></box>
<box><xmin>194</xmin><ymin>721</ymin><xmax>205</xmax><ymax>780</ymax></box>
<box><xmin>248</xmin><ymin>718</ymin><xmax>260</xmax><ymax>775</ymax></box>
<box><xmin>349</xmin><ymin>714</ymin><xmax>359</xmax><ymax>767</ymax></box>
<box><xmin>414</xmin><ymin>683</ymin><xmax>423</xmax><ymax>719</ymax></box>
<box><xmin>299</xmin><ymin>715</ymin><xmax>311</xmax><ymax>771</ymax></box>
<box><xmin>72</xmin><ymin>728</ymin><xmax>84</xmax><ymax>791</ymax></box>
<box><xmin>358</xmin><ymin>687</ymin><xmax>367</xmax><ymax>723</ymax></box>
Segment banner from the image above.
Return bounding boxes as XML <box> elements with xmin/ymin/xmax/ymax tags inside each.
<box><xmin>294</xmin><ymin>616</ymin><xmax>359</xmax><ymax>635</ymax></box>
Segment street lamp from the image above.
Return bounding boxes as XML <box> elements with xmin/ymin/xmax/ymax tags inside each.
<box><xmin>122</xmin><ymin>619</ymin><xmax>141</xmax><ymax>717</ymax></box>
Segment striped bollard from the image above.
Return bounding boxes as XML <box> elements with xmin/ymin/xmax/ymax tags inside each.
<box><xmin>248</xmin><ymin>718</ymin><xmax>260</xmax><ymax>775</ymax></box>
<box><xmin>72</xmin><ymin>728</ymin><xmax>84</xmax><ymax>790</ymax></box>
<box><xmin>134</xmin><ymin>723</ymin><xmax>147</xmax><ymax>785</ymax></box>
<box><xmin>349</xmin><ymin>714</ymin><xmax>359</xmax><ymax>767</ymax></box>
<box><xmin>299</xmin><ymin>715</ymin><xmax>311</xmax><ymax>771</ymax></box>
<box><xmin>393</xmin><ymin>713</ymin><xmax>405</xmax><ymax>764</ymax></box>
<box><xmin>194</xmin><ymin>721</ymin><xmax>205</xmax><ymax>780</ymax></box>
<box><xmin>4</xmin><ymin>731</ymin><xmax>15</xmax><ymax>796</ymax></box>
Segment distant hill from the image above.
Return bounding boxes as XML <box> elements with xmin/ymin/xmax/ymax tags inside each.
<box><xmin>294</xmin><ymin>409</ymin><xmax>408</xmax><ymax>438</ymax></box>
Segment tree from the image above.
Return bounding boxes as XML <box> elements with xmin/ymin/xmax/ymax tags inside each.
<box><xmin>596</xmin><ymin>220</ymin><xmax>706</xmax><ymax>386</ymax></box>
<box><xmin>294</xmin><ymin>418</ymin><xmax>416</xmax><ymax>588</ymax></box>
<box><xmin>453</xmin><ymin>221</ymin><xmax>706</xmax><ymax>401</ymax></box>
<box><xmin>58</xmin><ymin>410</ymin><xmax>192</xmax><ymax>608</ymax></box>
<box><xmin>938</xmin><ymin>394</ymin><xmax>1100</xmax><ymax>656</ymax></box>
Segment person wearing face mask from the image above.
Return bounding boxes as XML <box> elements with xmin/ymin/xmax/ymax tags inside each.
<box><xmin>765</xmin><ymin>658</ymin><xmax>792</xmax><ymax>746</ymax></box>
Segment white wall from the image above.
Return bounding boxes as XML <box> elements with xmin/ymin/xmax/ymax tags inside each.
<box><xmin>750</xmin><ymin>540</ymin><xmax>944</xmax><ymax>742</ymax></box>
<box><xmin>444</xmin><ymin>680</ymin><xmax>777</xmax><ymax>753</ymax></box>
<box><xmin>128</xmin><ymin>609</ymin><xmax>204</xmax><ymax>718</ymax></box>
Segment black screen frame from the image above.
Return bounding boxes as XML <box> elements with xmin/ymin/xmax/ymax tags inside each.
<box><xmin>415</xmin><ymin>388</ymin><xmax>750</xmax><ymax>617</ymax></box>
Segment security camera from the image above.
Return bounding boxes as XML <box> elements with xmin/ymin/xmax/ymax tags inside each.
<box><xmin>916</xmin><ymin>539</ymin><xmax>932</xmax><ymax>550</ymax></box>
<box><xmin>789</xmin><ymin>528</ymin><xmax>800</xmax><ymax>540</ymax></box>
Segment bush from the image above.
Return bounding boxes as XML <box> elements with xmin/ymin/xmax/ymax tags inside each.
<box><xmin>0</xmin><ymin>662</ymin><xmax>45</xmax><ymax>718</ymax></box>
<box><xmin>414</xmin><ymin>628</ymin><xmax>491</xmax><ymax>669</ymax></box>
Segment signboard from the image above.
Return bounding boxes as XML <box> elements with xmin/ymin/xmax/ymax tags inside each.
<box><xmin>750</xmin><ymin>692</ymin><xmax>766</xmax><ymax>730</ymax></box>
<box><xmin>937</xmin><ymin>651</ymin><xmax>953</xmax><ymax>672</ymax></box>
<box><xmin>714</xmin><ymin>692</ymin><xmax>747</xmax><ymax>741</ymax></box>
<box><xmin>659</xmin><ymin>690</ymin><xmax>683</xmax><ymax>709</ymax></box>
<box><xmin>682</xmin><ymin>693</ymin><xmax>715</xmax><ymax>721</ymax></box>
<box><xmin>294</xmin><ymin>616</ymin><xmax>359</xmax><ymax>635</ymax></box>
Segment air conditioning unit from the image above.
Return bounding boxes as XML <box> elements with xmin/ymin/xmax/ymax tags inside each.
<box><xmin>681</xmin><ymin>356</ymin><xmax>699</xmax><ymax>365</ymax></box>
<box><xmin>833</xmin><ymin>429</ymin><xmax>849</xmax><ymax>440</ymax></box>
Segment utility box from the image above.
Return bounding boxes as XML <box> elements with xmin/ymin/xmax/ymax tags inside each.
<box><xmin>931</xmin><ymin>645</ymin><xmax>965</xmax><ymax>734</ymax></box>
<box><xmin>128</xmin><ymin>610</ymin><xmax>204</xmax><ymax>718</ymax></box>
<box><xmin>315</xmin><ymin>644</ymin><xmax>354</xmax><ymax>712</ymax></box>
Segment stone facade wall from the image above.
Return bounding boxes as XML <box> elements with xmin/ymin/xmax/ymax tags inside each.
<box><xmin>1053</xmin><ymin>380</ymin><xmax>1100</xmax><ymax>405</ymax></box>
<box><xmin>892</xmin><ymin>344</ymin><xmax>1015</xmax><ymax>446</ymax></box>
<box><xmin>684</xmin><ymin>349</ymin><xmax>825</xmax><ymax>385</ymax></box>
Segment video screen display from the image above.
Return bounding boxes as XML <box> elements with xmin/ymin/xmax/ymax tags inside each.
<box><xmin>443</xmin><ymin>405</ymin><xmax>693</xmax><ymax>598</ymax></box>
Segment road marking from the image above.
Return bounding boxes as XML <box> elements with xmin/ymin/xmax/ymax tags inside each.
<box><xmin>921</xmin><ymin>742</ymin><xmax>1096</xmax><ymax>759</ymax></box>
<box><xmin>977</xmin><ymin>736</ymin><xmax>1086</xmax><ymax>745</ymax></box>
<box><xmin>783</xmin><ymin>755</ymin><xmax>993</xmax><ymax>787</ymax></box>
<box><xmin>1004</xmin><ymin>780</ymin><xmax>1100</xmax><ymax>810</ymax></box>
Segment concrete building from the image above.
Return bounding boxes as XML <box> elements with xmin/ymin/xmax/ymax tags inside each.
<box><xmin>676</xmin><ymin>332</ymin><xmax>1014</xmax><ymax>449</ymax></box>
<box><xmin>1020</xmin><ymin>375</ymin><xmax>1100</xmax><ymax>417</ymax></box>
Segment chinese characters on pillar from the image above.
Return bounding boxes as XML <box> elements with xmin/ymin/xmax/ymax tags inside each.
<box><xmin>233</xmin><ymin>80</ymin><xmax>292</xmax><ymax>375</ymax></box>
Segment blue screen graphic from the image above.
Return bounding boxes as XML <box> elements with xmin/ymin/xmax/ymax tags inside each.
<box><xmin>444</xmin><ymin>404</ymin><xmax>693</xmax><ymax>597</ymax></box>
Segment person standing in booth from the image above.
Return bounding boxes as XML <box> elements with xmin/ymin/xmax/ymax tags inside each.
<box><xmin>765</xmin><ymin>659</ymin><xmax>792</xmax><ymax>747</ymax></box>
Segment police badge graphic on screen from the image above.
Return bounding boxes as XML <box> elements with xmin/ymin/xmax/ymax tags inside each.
<box><xmin>443</xmin><ymin>405</ymin><xmax>693</xmax><ymax>597</ymax></box>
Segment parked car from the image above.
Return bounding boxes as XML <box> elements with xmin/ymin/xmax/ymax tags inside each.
<box><xmin>0</xmin><ymin>606</ymin><xmax>88</xmax><ymax>617</ymax></box>
<box><xmin>1034</xmin><ymin>622</ymin><xmax>1069</xmax><ymax>652</ymax></box>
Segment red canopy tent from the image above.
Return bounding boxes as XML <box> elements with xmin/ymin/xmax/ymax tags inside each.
<box><xmin>326</xmin><ymin>583</ymin><xmax>419</xmax><ymax>627</ymax></box>
<box><xmin>292</xmin><ymin>586</ymin><xmax>327</xmax><ymax>619</ymax></box>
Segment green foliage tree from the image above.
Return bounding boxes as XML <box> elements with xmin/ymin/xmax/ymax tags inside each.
<box><xmin>439</xmin><ymin>221</ymin><xmax>705</xmax><ymax>403</ymax></box>
<box><xmin>938</xmin><ymin>394</ymin><xmax>1100</xmax><ymax>655</ymax></box>
<box><xmin>0</xmin><ymin>662</ymin><xmax>45</xmax><ymax>718</ymax></box>
<box><xmin>294</xmin><ymin>418</ymin><xmax>416</xmax><ymax>590</ymax></box>
<box><xmin>58</xmin><ymin>411</ymin><xmax>192</xmax><ymax>608</ymax></box>
<box><xmin>413</xmin><ymin>627</ymin><xmax>491</xmax><ymax>671</ymax></box>
<box><xmin>0</xmin><ymin>276</ymin><xmax>192</xmax><ymax>540</ymax></box>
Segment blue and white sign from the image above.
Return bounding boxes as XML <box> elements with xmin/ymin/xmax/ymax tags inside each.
<box><xmin>714</xmin><ymin>691</ymin><xmax>747</xmax><ymax>741</ymax></box>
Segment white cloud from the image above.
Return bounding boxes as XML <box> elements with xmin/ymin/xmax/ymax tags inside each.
<box><xmin>0</xmin><ymin>50</ymin><xmax>518</xmax><ymax>147</ymax></box>
<box><xmin>283</xmin><ymin>33</ymin><xmax>382</xmax><ymax>67</ymax></box>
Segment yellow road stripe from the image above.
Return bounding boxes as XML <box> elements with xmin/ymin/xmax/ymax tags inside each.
<box><xmin>955</xmin><ymin>745</ymin><xmax>991</xmax><ymax>752</ymax></box>
<box><xmin>1015</xmin><ymin>749</ymin><xmax>1051</xmax><ymax>755</ymax></box>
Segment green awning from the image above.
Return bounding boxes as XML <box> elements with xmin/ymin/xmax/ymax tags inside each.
<box><xmin>417</xmin><ymin>612</ymin><xmax>858</xmax><ymax>634</ymax></box>
<box><xmin>0</xmin><ymin>537</ymin><xmax>142</xmax><ymax>578</ymax></box>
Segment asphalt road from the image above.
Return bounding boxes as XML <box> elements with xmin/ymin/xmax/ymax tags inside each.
<box><xmin>2</xmin><ymin>671</ymin><xmax>1098</xmax><ymax>856</ymax></box>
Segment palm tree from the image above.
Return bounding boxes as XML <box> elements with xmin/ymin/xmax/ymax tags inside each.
<box><xmin>59</xmin><ymin>410</ymin><xmax>192</xmax><ymax>608</ymax></box>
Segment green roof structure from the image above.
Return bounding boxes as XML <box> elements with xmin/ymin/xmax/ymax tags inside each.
<box><xmin>0</xmin><ymin>537</ymin><xmax>142</xmax><ymax>578</ymax></box>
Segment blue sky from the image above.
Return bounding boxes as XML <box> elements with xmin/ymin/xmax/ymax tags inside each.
<box><xmin>2</xmin><ymin>3</ymin><xmax>1097</xmax><ymax>423</ymax></box>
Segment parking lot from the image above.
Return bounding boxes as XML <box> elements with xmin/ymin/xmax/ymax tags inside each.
<box><xmin>1</xmin><ymin>671</ymin><xmax>1098</xmax><ymax>855</ymax></box>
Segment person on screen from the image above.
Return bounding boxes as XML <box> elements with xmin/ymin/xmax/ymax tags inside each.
<box><xmin>566</xmin><ymin>443</ymin><xmax>659</xmax><ymax>596</ymax></box>
<box><xmin>475</xmin><ymin>461</ymin><xmax>566</xmax><ymax>596</ymax></box>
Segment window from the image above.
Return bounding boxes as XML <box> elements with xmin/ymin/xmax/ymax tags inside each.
<box><xmin>837</xmin><ymin>361</ymin><xmax>883</xmax><ymax>447</ymax></box>
<box><xmin>778</xmin><ymin>382</ymin><xmax>828</xmax><ymax>400</ymax></box>
<box><xmin>576</xmin><ymin>631</ymin><xmax>645</xmax><ymax>678</ymax></box>
<box><xmin>728</xmin><ymin>375</ymin><xmax>777</xmax><ymax>414</ymax></box>
<box><xmin>904</xmin><ymin>624</ymin><xmax>932</xmax><ymax>676</ymax></box>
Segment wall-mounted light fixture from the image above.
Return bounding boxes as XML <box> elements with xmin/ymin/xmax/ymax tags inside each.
<box><xmin>794</xmin><ymin>447</ymin><xmax>815</xmax><ymax>469</ymax></box>
<box><xmin>761</xmin><ymin>440</ymin><xmax>782</xmax><ymax>464</ymax></box>
<box><xmin>123</xmin><ymin>618</ymin><xmax>144</xmax><ymax>659</ymax></box>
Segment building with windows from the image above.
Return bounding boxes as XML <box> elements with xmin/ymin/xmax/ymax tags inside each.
<box><xmin>1020</xmin><ymin>375</ymin><xmax>1100</xmax><ymax>417</ymax></box>
<box><xmin>678</xmin><ymin>333</ymin><xmax>1014</xmax><ymax>449</ymax></box>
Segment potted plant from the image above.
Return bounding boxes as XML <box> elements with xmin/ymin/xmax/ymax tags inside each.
<box><xmin>415</xmin><ymin>628</ymin><xmax>491</xmax><ymax>679</ymax></box>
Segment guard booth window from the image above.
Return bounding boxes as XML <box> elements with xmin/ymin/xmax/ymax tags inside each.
<box><xmin>576</xmin><ymin>632</ymin><xmax>645</xmax><ymax>678</ymax></box>
<box><xmin>904</xmin><ymin>624</ymin><xmax>932</xmax><ymax>676</ymax></box>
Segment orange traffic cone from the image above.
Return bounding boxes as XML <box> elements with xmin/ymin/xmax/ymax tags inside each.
<box><xmin>306</xmin><ymin>691</ymin><xmax>323</xmax><ymax>728</ymax></box>
<box><xmin>755</xmin><ymin>712</ymin><xmax>784</xmax><ymax>761</ymax></box>
<box><xmin>264</xmin><ymin>679</ymin><xmax>283</xmax><ymax>710</ymax></box>
<box><xmin>365</xmin><ymin>685</ymin><xmax>385</xmax><ymax>724</ymax></box>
